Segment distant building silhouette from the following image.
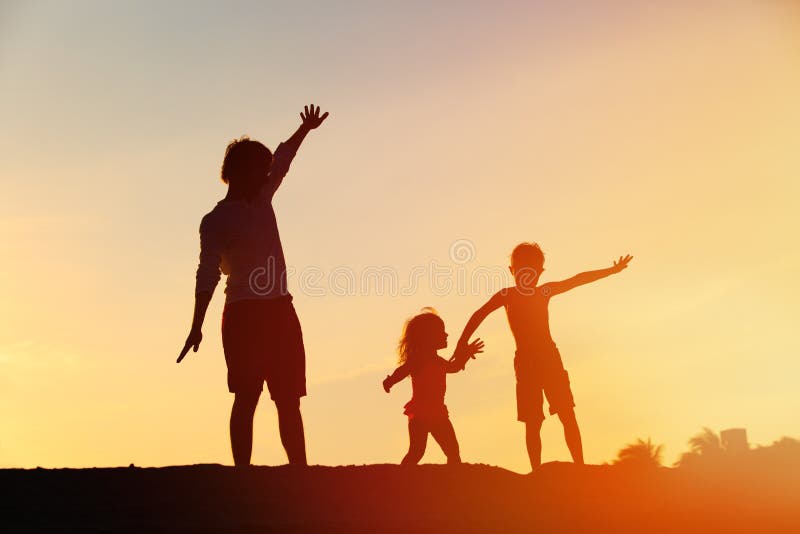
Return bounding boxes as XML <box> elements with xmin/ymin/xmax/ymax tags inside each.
<box><xmin>721</xmin><ymin>428</ymin><xmax>749</xmax><ymax>454</ymax></box>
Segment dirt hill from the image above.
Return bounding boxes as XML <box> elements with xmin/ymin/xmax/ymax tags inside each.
<box><xmin>2</xmin><ymin>461</ymin><xmax>797</xmax><ymax>532</ymax></box>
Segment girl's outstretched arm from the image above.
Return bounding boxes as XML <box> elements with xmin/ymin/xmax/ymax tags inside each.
<box><xmin>546</xmin><ymin>255</ymin><xmax>633</xmax><ymax>297</ymax></box>
<box><xmin>383</xmin><ymin>363</ymin><xmax>412</xmax><ymax>392</ymax></box>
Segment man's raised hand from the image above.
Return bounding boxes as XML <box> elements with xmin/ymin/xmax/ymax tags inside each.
<box><xmin>300</xmin><ymin>104</ymin><xmax>329</xmax><ymax>129</ymax></box>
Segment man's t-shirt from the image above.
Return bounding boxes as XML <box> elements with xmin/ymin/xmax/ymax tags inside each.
<box><xmin>195</xmin><ymin>142</ymin><xmax>297</xmax><ymax>303</ymax></box>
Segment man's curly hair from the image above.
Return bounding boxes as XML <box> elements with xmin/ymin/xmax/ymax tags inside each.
<box><xmin>220</xmin><ymin>136</ymin><xmax>273</xmax><ymax>184</ymax></box>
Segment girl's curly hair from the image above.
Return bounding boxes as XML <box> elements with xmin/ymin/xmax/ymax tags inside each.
<box><xmin>397</xmin><ymin>307</ymin><xmax>444</xmax><ymax>365</ymax></box>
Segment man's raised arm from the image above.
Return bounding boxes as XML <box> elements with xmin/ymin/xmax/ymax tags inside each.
<box><xmin>265</xmin><ymin>104</ymin><xmax>329</xmax><ymax>195</ymax></box>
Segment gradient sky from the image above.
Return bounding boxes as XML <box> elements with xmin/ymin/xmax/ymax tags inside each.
<box><xmin>1</xmin><ymin>1</ymin><xmax>798</xmax><ymax>472</ymax></box>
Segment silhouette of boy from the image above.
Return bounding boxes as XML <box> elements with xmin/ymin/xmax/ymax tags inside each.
<box><xmin>455</xmin><ymin>242</ymin><xmax>632</xmax><ymax>471</ymax></box>
<box><xmin>178</xmin><ymin>105</ymin><xmax>329</xmax><ymax>467</ymax></box>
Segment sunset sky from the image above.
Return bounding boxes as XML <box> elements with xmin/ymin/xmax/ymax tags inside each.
<box><xmin>1</xmin><ymin>1</ymin><xmax>798</xmax><ymax>473</ymax></box>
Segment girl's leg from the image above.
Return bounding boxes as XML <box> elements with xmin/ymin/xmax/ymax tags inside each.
<box><xmin>431</xmin><ymin>418</ymin><xmax>461</xmax><ymax>464</ymax></box>
<box><xmin>401</xmin><ymin>418</ymin><xmax>428</xmax><ymax>465</ymax></box>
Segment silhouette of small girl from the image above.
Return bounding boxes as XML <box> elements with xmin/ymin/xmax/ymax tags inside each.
<box><xmin>382</xmin><ymin>308</ymin><xmax>483</xmax><ymax>465</ymax></box>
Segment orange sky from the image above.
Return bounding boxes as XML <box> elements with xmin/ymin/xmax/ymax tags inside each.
<box><xmin>1</xmin><ymin>1</ymin><xmax>798</xmax><ymax>472</ymax></box>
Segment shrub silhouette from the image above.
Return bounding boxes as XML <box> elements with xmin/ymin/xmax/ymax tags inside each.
<box><xmin>758</xmin><ymin>436</ymin><xmax>799</xmax><ymax>452</ymax></box>
<box><xmin>675</xmin><ymin>429</ymin><xmax>800</xmax><ymax>472</ymax></box>
<box><xmin>613</xmin><ymin>438</ymin><xmax>664</xmax><ymax>469</ymax></box>
<box><xmin>750</xmin><ymin>436</ymin><xmax>800</xmax><ymax>470</ymax></box>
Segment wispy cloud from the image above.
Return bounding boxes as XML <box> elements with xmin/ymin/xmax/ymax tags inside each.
<box><xmin>0</xmin><ymin>341</ymin><xmax>79</xmax><ymax>367</ymax></box>
<box><xmin>0</xmin><ymin>215</ymin><xmax>96</xmax><ymax>236</ymax></box>
<box><xmin>309</xmin><ymin>362</ymin><xmax>388</xmax><ymax>387</ymax></box>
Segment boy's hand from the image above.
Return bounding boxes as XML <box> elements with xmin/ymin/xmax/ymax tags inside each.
<box><xmin>177</xmin><ymin>327</ymin><xmax>202</xmax><ymax>363</ymax></box>
<box><xmin>612</xmin><ymin>254</ymin><xmax>633</xmax><ymax>273</ymax></box>
<box><xmin>466</xmin><ymin>338</ymin><xmax>485</xmax><ymax>359</ymax></box>
<box><xmin>300</xmin><ymin>104</ymin><xmax>329</xmax><ymax>130</ymax></box>
<box><xmin>453</xmin><ymin>338</ymin><xmax>485</xmax><ymax>363</ymax></box>
<box><xmin>382</xmin><ymin>376</ymin><xmax>392</xmax><ymax>393</ymax></box>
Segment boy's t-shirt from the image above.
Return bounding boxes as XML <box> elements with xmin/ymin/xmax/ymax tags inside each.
<box><xmin>403</xmin><ymin>356</ymin><xmax>449</xmax><ymax>420</ymax></box>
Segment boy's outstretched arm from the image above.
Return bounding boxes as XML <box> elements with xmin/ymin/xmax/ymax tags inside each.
<box><xmin>447</xmin><ymin>338</ymin><xmax>485</xmax><ymax>372</ymax></box>
<box><xmin>453</xmin><ymin>292</ymin><xmax>505</xmax><ymax>358</ymax></box>
<box><xmin>265</xmin><ymin>104</ymin><xmax>330</xmax><ymax>195</ymax></box>
<box><xmin>547</xmin><ymin>254</ymin><xmax>633</xmax><ymax>296</ymax></box>
<box><xmin>383</xmin><ymin>363</ymin><xmax>412</xmax><ymax>392</ymax></box>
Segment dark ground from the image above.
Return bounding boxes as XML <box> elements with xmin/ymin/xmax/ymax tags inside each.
<box><xmin>1</xmin><ymin>461</ymin><xmax>798</xmax><ymax>532</ymax></box>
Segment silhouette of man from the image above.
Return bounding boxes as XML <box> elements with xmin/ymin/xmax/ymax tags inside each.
<box><xmin>178</xmin><ymin>105</ymin><xmax>329</xmax><ymax>467</ymax></box>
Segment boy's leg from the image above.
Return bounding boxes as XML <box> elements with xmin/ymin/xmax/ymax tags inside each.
<box><xmin>515</xmin><ymin>361</ymin><xmax>545</xmax><ymax>471</ymax></box>
<box><xmin>525</xmin><ymin>418</ymin><xmax>545</xmax><ymax>471</ymax></box>
<box><xmin>557</xmin><ymin>408</ymin><xmax>584</xmax><ymax>465</ymax></box>
<box><xmin>544</xmin><ymin>366</ymin><xmax>582</xmax><ymax>465</ymax></box>
<box><xmin>431</xmin><ymin>417</ymin><xmax>461</xmax><ymax>464</ymax></box>
<box><xmin>230</xmin><ymin>389</ymin><xmax>261</xmax><ymax>467</ymax></box>
<box><xmin>275</xmin><ymin>397</ymin><xmax>307</xmax><ymax>466</ymax></box>
<box><xmin>401</xmin><ymin>418</ymin><xmax>428</xmax><ymax>465</ymax></box>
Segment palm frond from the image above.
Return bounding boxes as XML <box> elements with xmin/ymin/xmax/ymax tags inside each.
<box><xmin>614</xmin><ymin>437</ymin><xmax>664</xmax><ymax>467</ymax></box>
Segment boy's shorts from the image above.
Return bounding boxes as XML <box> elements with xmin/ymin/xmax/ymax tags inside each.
<box><xmin>514</xmin><ymin>346</ymin><xmax>575</xmax><ymax>423</ymax></box>
<box><xmin>221</xmin><ymin>295</ymin><xmax>306</xmax><ymax>400</ymax></box>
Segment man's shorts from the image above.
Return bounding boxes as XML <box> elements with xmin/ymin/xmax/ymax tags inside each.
<box><xmin>221</xmin><ymin>295</ymin><xmax>306</xmax><ymax>399</ymax></box>
<box><xmin>514</xmin><ymin>345</ymin><xmax>575</xmax><ymax>423</ymax></box>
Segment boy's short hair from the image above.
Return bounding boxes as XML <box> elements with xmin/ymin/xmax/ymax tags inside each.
<box><xmin>220</xmin><ymin>136</ymin><xmax>273</xmax><ymax>184</ymax></box>
<box><xmin>511</xmin><ymin>242</ymin><xmax>545</xmax><ymax>270</ymax></box>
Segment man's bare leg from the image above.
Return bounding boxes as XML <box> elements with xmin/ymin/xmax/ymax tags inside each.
<box><xmin>230</xmin><ymin>390</ymin><xmax>261</xmax><ymax>467</ymax></box>
<box><xmin>276</xmin><ymin>397</ymin><xmax>307</xmax><ymax>466</ymax></box>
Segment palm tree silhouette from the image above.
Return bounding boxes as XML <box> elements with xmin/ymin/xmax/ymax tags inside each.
<box><xmin>676</xmin><ymin>427</ymin><xmax>724</xmax><ymax>467</ymax></box>
<box><xmin>688</xmin><ymin>427</ymin><xmax>723</xmax><ymax>455</ymax></box>
<box><xmin>613</xmin><ymin>438</ymin><xmax>664</xmax><ymax>468</ymax></box>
